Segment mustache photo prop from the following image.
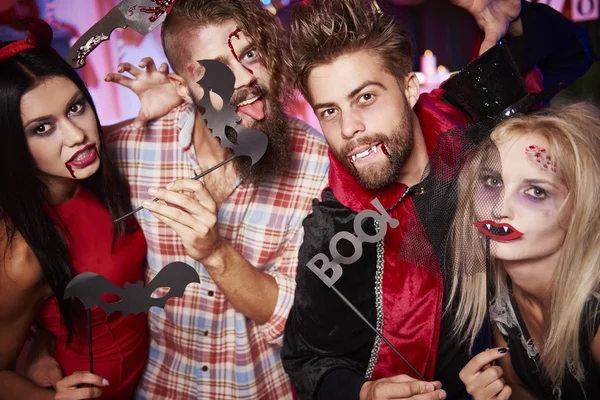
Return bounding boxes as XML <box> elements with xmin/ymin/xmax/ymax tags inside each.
<box><xmin>64</xmin><ymin>262</ymin><xmax>200</xmax><ymax>374</ymax></box>
<box><xmin>114</xmin><ymin>59</ymin><xmax>269</xmax><ymax>223</ymax></box>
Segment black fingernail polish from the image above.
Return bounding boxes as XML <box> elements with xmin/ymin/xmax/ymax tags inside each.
<box><xmin>498</xmin><ymin>347</ymin><xmax>508</xmax><ymax>353</ymax></box>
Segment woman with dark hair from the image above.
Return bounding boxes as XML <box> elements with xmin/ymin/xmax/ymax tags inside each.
<box><xmin>0</xmin><ymin>18</ymin><xmax>148</xmax><ymax>399</ymax></box>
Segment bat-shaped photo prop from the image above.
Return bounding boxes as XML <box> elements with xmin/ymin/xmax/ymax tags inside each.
<box><xmin>64</xmin><ymin>261</ymin><xmax>200</xmax><ymax>316</ymax></box>
<box><xmin>66</xmin><ymin>0</ymin><xmax>174</xmax><ymax>68</ymax></box>
<box><xmin>114</xmin><ymin>60</ymin><xmax>269</xmax><ymax>222</ymax></box>
<box><xmin>196</xmin><ymin>59</ymin><xmax>269</xmax><ymax>166</ymax></box>
<box><xmin>64</xmin><ymin>261</ymin><xmax>199</xmax><ymax>373</ymax></box>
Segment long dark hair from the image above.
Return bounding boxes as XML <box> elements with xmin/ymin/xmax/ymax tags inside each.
<box><xmin>0</xmin><ymin>46</ymin><xmax>133</xmax><ymax>332</ymax></box>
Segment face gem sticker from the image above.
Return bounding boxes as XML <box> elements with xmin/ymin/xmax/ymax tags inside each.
<box><xmin>525</xmin><ymin>145</ymin><xmax>557</xmax><ymax>173</ymax></box>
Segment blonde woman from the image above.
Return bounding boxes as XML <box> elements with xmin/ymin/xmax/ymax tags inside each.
<box><xmin>447</xmin><ymin>103</ymin><xmax>600</xmax><ymax>400</ymax></box>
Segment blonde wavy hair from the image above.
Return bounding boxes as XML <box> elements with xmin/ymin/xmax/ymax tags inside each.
<box><xmin>447</xmin><ymin>102</ymin><xmax>600</xmax><ymax>385</ymax></box>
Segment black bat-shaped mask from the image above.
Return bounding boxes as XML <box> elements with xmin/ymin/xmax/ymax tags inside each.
<box><xmin>64</xmin><ymin>262</ymin><xmax>200</xmax><ymax>317</ymax></box>
<box><xmin>196</xmin><ymin>59</ymin><xmax>268</xmax><ymax>165</ymax></box>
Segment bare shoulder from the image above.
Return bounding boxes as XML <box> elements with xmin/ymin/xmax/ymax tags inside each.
<box><xmin>0</xmin><ymin>222</ymin><xmax>50</xmax><ymax>371</ymax></box>
<box><xmin>592</xmin><ymin>322</ymin><xmax>600</xmax><ymax>367</ymax></box>
<box><xmin>0</xmin><ymin>221</ymin><xmax>46</xmax><ymax>296</ymax></box>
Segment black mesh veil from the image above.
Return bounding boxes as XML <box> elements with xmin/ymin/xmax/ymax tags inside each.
<box><xmin>398</xmin><ymin>119</ymin><xmax>503</xmax><ymax>279</ymax></box>
<box><xmin>396</xmin><ymin>42</ymin><xmax>564</xmax><ymax>350</ymax></box>
<box><xmin>397</xmin><ymin>40</ymin><xmax>562</xmax><ymax>274</ymax></box>
<box><xmin>398</xmin><ymin>119</ymin><xmax>505</xmax><ymax>352</ymax></box>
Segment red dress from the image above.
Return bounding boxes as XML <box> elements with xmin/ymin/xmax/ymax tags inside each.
<box><xmin>37</xmin><ymin>187</ymin><xmax>149</xmax><ymax>399</ymax></box>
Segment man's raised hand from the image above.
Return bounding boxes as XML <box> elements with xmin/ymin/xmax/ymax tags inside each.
<box><xmin>105</xmin><ymin>57</ymin><xmax>183</xmax><ymax>128</ymax></box>
<box><xmin>451</xmin><ymin>0</ymin><xmax>521</xmax><ymax>55</ymax></box>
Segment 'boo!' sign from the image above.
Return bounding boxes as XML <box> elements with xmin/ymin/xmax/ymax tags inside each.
<box><xmin>307</xmin><ymin>198</ymin><xmax>398</xmax><ymax>287</ymax></box>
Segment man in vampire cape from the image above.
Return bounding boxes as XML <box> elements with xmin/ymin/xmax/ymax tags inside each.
<box><xmin>281</xmin><ymin>1</ymin><xmax>593</xmax><ymax>399</ymax></box>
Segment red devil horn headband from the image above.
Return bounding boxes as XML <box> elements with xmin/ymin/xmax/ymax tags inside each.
<box><xmin>0</xmin><ymin>17</ymin><xmax>54</xmax><ymax>62</ymax></box>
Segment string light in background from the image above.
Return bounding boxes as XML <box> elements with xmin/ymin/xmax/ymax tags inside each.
<box><xmin>260</xmin><ymin>0</ymin><xmax>294</xmax><ymax>14</ymax></box>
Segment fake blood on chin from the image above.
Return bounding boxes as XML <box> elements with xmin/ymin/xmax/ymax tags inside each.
<box><xmin>65</xmin><ymin>145</ymin><xmax>98</xmax><ymax>178</ymax></box>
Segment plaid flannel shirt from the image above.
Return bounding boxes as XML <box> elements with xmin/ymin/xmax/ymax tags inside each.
<box><xmin>106</xmin><ymin>104</ymin><xmax>329</xmax><ymax>399</ymax></box>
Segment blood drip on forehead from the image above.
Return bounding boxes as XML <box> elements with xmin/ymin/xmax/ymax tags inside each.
<box><xmin>228</xmin><ymin>27</ymin><xmax>254</xmax><ymax>75</ymax></box>
<box><xmin>227</xmin><ymin>28</ymin><xmax>242</xmax><ymax>61</ymax></box>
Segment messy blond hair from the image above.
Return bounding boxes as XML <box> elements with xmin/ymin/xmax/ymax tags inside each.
<box><xmin>448</xmin><ymin>102</ymin><xmax>600</xmax><ymax>385</ymax></box>
<box><xmin>287</xmin><ymin>0</ymin><xmax>414</xmax><ymax>103</ymax></box>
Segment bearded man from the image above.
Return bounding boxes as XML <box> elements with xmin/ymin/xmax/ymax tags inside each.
<box><xmin>105</xmin><ymin>0</ymin><xmax>329</xmax><ymax>398</ymax></box>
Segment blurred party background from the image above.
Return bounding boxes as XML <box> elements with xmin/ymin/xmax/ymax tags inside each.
<box><xmin>1</xmin><ymin>0</ymin><xmax>598</xmax><ymax>129</ymax></box>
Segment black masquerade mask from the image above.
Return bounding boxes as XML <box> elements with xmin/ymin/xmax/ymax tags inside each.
<box><xmin>64</xmin><ymin>261</ymin><xmax>200</xmax><ymax>317</ymax></box>
<box><xmin>64</xmin><ymin>262</ymin><xmax>200</xmax><ymax>374</ymax></box>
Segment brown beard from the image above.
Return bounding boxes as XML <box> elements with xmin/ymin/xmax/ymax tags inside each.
<box><xmin>234</xmin><ymin>96</ymin><xmax>291</xmax><ymax>184</ymax></box>
<box><xmin>333</xmin><ymin>100</ymin><xmax>414</xmax><ymax>190</ymax></box>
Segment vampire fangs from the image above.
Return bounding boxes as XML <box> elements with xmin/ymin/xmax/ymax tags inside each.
<box><xmin>474</xmin><ymin>220</ymin><xmax>524</xmax><ymax>241</ymax></box>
